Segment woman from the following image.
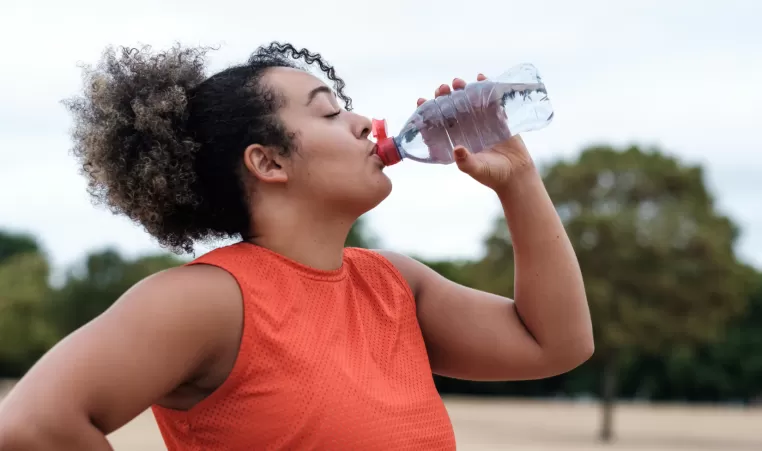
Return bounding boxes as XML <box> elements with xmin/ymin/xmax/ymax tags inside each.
<box><xmin>0</xmin><ymin>42</ymin><xmax>593</xmax><ymax>450</ymax></box>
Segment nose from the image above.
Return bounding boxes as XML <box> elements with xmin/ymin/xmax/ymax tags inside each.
<box><xmin>352</xmin><ymin>112</ymin><xmax>372</xmax><ymax>140</ymax></box>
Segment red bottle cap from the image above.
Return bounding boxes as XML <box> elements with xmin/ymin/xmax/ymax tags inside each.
<box><xmin>372</xmin><ymin>118</ymin><xmax>401</xmax><ymax>166</ymax></box>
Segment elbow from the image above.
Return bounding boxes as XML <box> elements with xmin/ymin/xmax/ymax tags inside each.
<box><xmin>564</xmin><ymin>336</ymin><xmax>595</xmax><ymax>372</ymax></box>
<box><xmin>544</xmin><ymin>336</ymin><xmax>594</xmax><ymax>378</ymax></box>
<box><xmin>577</xmin><ymin>337</ymin><xmax>595</xmax><ymax>365</ymax></box>
<box><xmin>0</xmin><ymin>404</ymin><xmax>110</xmax><ymax>451</ymax></box>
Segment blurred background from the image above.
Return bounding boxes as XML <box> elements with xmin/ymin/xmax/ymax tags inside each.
<box><xmin>1</xmin><ymin>0</ymin><xmax>761</xmax><ymax>449</ymax></box>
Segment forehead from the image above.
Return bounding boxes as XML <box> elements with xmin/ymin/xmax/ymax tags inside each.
<box><xmin>263</xmin><ymin>67</ymin><xmax>331</xmax><ymax>104</ymax></box>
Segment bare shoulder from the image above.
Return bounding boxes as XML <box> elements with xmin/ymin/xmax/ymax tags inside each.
<box><xmin>105</xmin><ymin>262</ymin><xmax>243</xmax><ymax>346</ymax></box>
<box><xmin>0</xmin><ymin>262</ymin><xmax>244</xmax><ymax>435</ymax></box>
<box><xmin>123</xmin><ymin>263</ymin><xmax>242</xmax><ymax>315</ymax></box>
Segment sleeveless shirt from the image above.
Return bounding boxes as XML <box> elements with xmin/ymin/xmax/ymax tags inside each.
<box><xmin>151</xmin><ymin>243</ymin><xmax>456</xmax><ymax>450</ymax></box>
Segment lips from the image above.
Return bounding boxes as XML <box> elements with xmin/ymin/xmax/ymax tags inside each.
<box><xmin>370</xmin><ymin>144</ymin><xmax>379</xmax><ymax>156</ymax></box>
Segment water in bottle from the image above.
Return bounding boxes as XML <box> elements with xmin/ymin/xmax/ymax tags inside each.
<box><xmin>372</xmin><ymin>63</ymin><xmax>553</xmax><ymax>166</ymax></box>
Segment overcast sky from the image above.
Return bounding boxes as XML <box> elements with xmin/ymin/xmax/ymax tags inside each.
<box><xmin>1</xmin><ymin>0</ymin><xmax>760</xmax><ymax>271</ymax></box>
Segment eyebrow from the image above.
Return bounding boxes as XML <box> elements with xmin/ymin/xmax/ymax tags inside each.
<box><xmin>305</xmin><ymin>86</ymin><xmax>335</xmax><ymax>106</ymax></box>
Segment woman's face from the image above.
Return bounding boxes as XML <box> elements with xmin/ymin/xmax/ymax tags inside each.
<box><xmin>262</xmin><ymin>67</ymin><xmax>392</xmax><ymax>217</ymax></box>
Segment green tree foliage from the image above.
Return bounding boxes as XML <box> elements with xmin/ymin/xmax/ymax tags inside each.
<box><xmin>467</xmin><ymin>145</ymin><xmax>752</xmax><ymax>441</ymax></box>
<box><xmin>0</xmin><ymin>232</ymin><xmax>55</xmax><ymax>377</ymax></box>
<box><xmin>650</xmin><ymin>272</ymin><xmax>762</xmax><ymax>403</ymax></box>
<box><xmin>0</xmin><ymin>230</ymin><xmax>40</xmax><ymax>263</ymax></box>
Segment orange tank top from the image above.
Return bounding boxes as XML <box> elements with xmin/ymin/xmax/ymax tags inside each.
<box><xmin>151</xmin><ymin>243</ymin><xmax>456</xmax><ymax>450</ymax></box>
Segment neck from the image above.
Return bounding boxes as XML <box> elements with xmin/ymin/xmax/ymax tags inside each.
<box><xmin>249</xmin><ymin>200</ymin><xmax>356</xmax><ymax>271</ymax></box>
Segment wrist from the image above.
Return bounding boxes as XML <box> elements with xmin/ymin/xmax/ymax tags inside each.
<box><xmin>493</xmin><ymin>163</ymin><xmax>542</xmax><ymax>198</ymax></box>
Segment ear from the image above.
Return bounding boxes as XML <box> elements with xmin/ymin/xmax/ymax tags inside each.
<box><xmin>243</xmin><ymin>144</ymin><xmax>288</xmax><ymax>184</ymax></box>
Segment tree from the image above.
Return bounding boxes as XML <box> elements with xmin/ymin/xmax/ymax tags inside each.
<box><xmin>472</xmin><ymin>145</ymin><xmax>751</xmax><ymax>441</ymax></box>
<box><xmin>659</xmin><ymin>271</ymin><xmax>762</xmax><ymax>403</ymax></box>
<box><xmin>0</xmin><ymin>231</ymin><xmax>52</xmax><ymax>377</ymax></box>
<box><xmin>0</xmin><ymin>229</ymin><xmax>40</xmax><ymax>263</ymax></box>
<box><xmin>50</xmin><ymin>249</ymin><xmax>182</xmax><ymax>336</ymax></box>
<box><xmin>0</xmin><ymin>252</ymin><xmax>56</xmax><ymax>377</ymax></box>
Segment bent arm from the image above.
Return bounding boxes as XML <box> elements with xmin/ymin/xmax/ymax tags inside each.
<box><xmin>495</xmin><ymin>167</ymin><xmax>592</xmax><ymax>363</ymax></box>
<box><xmin>0</xmin><ymin>265</ymin><xmax>242</xmax><ymax>450</ymax></box>
<box><xmin>380</xmin><ymin>168</ymin><xmax>592</xmax><ymax>381</ymax></box>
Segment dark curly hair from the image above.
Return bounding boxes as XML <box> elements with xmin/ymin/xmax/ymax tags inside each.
<box><xmin>63</xmin><ymin>42</ymin><xmax>352</xmax><ymax>254</ymax></box>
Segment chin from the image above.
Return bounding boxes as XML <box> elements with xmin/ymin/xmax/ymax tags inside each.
<box><xmin>355</xmin><ymin>177</ymin><xmax>393</xmax><ymax>215</ymax></box>
<box><xmin>375</xmin><ymin>174</ymin><xmax>393</xmax><ymax>202</ymax></box>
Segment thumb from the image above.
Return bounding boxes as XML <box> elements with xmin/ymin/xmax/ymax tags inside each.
<box><xmin>453</xmin><ymin>146</ymin><xmax>478</xmax><ymax>175</ymax></box>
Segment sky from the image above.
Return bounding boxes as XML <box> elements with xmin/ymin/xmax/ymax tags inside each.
<box><xmin>1</xmin><ymin>0</ymin><xmax>761</xmax><ymax>271</ymax></box>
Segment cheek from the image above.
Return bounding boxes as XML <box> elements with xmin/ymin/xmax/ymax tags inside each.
<box><xmin>296</xmin><ymin>127</ymin><xmax>352</xmax><ymax>164</ymax></box>
<box><xmin>296</xmin><ymin>138</ymin><xmax>364</xmax><ymax>180</ymax></box>
<box><xmin>290</xmin><ymin>127</ymin><xmax>381</xmax><ymax>196</ymax></box>
<box><xmin>294</xmin><ymin>154</ymin><xmax>386</xmax><ymax>202</ymax></box>
<box><xmin>309</xmin><ymin>159</ymin><xmax>368</xmax><ymax>194</ymax></box>
<box><xmin>290</xmin><ymin>150</ymin><xmax>351</xmax><ymax>193</ymax></box>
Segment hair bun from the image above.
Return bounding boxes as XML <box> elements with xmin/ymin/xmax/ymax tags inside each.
<box><xmin>63</xmin><ymin>45</ymin><xmax>210</xmax><ymax>252</ymax></box>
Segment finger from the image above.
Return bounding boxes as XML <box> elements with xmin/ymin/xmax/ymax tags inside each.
<box><xmin>454</xmin><ymin>148</ymin><xmax>486</xmax><ymax>180</ymax></box>
<box><xmin>417</xmin><ymin>97</ymin><xmax>426</xmax><ymax>107</ymax></box>
<box><xmin>452</xmin><ymin>146</ymin><xmax>476</xmax><ymax>174</ymax></box>
<box><xmin>476</xmin><ymin>73</ymin><xmax>487</xmax><ymax>81</ymax></box>
<box><xmin>435</xmin><ymin>84</ymin><xmax>451</xmax><ymax>98</ymax></box>
<box><xmin>451</xmin><ymin>78</ymin><xmax>466</xmax><ymax>90</ymax></box>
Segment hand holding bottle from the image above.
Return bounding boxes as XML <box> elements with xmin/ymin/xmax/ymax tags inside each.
<box><xmin>371</xmin><ymin>63</ymin><xmax>552</xmax><ymax>186</ymax></box>
<box><xmin>417</xmin><ymin>75</ymin><xmax>536</xmax><ymax>191</ymax></box>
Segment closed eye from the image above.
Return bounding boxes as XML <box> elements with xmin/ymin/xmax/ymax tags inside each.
<box><xmin>325</xmin><ymin>110</ymin><xmax>341</xmax><ymax>119</ymax></box>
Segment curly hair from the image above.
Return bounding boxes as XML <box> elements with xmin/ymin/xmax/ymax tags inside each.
<box><xmin>63</xmin><ymin>42</ymin><xmax>352</xmax><ymax>254</ymax></box>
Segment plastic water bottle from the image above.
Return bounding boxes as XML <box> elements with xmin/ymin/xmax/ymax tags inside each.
<box><xmin>372</xmin><ymin>63</ymin><xmax>553</xmax><ymax>166</ymax></box>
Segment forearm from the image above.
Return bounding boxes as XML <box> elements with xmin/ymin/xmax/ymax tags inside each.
<box><xmin>0</xmin><ymin>411</ymin><xmax>114</xmax><ymax>451</ymax></box>
<box><xmin>496</xmin><ymin>167</ymin><xmax>592</xmax><ymax>356</ymax></box>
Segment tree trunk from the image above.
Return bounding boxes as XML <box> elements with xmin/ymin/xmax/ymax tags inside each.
<box><xmin>599</xmin><ymin>357</ymin><xmax>618</xmax><ymax>442</ymax></box>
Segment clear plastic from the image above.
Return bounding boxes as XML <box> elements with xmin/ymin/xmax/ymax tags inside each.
<box><xmin>391</xmin><ymin>63</ymin><xmax>553</xmax><ymax>164</ymax></box>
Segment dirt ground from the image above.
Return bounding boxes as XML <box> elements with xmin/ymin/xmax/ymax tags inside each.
<box><xmin>2</xmin><ymin>383</ymin><xmax>760</xmax><ymax>450</ymax></box>
<box><xmin>104</xmin><ymin>397</ymin><xmax>762</xmax><ymax>450</ymax></box>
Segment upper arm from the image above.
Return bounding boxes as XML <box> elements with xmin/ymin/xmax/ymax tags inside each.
<box><xmin>377</xmin><ymin>250</ymin><xmax>569</xmax><ymax>381</ymax></box>
<box><xmin>0</xmin><ymin>264</ymin><xmax>242</xmax><ymax>435</ymax></box>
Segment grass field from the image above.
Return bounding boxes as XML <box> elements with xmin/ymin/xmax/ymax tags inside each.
<box><xmin>2</xmin><ymin>383</ymin><xmax>760</xmax><ymax>450</ymax></box>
